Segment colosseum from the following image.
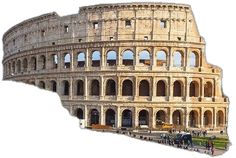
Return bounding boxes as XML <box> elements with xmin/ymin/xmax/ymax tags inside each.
<box><xmin>2</xmin><ymin>2</ymin><xmax>229</xmax><ymax>132</ymax></box>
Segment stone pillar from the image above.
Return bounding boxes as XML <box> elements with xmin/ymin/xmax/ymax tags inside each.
<box><xmin>134</xmin><ymin>47</ymin><xmax>139</xmax><ymax>67</ymax></box>
<box><xmin>100</xmin><ymin>76</ymin><xmax>104</xmax><ymax>99</ymax></box>
<box><xmin>117</xmin><ymin>77</ymin><xmax>121</xmax><ymax>99</ymax></box>
<box><xmin>200</xmin><ymin>107</ymin><xmax>204</xmax><ymax>128</ymax></box>
<box><xmin>101</xmin><ymin>47</ymin><xmax>105</xmax><ymax>69</ymax></box>
<box><xmin>185</xmin><ymin>77</ymin><xmax>190</xmax><ymax>101</ymax></box>
<box><xmin>152</xmin><ymin>109</ymin><xmax>156</xmax><ymax>129</ymax></box>
<box><xmin>169</xmin><ymin>108</ymin><xmax>173</xmax><ymax>124</ymax></box>
<box><xmin>117</xmin><ymin>47</ymin><xmax>122</xmax><ymax>66</ymax></box>
<box><xmin>168</xmin><ymin>47</ymin><xmax>173</xmax><ymax>68</ymax></box>
<box><xmin>71</xmin><ymin>49</ymin><xmax>75</xmax><ymax>71</ymax></box>
<box><xmin>85</xmin><ymin>48</ymin><xmax>89</xmax><ymax>70</ymax></box>
<box><xmin>152</xmin><ymin>77</ymin><xmax>155</xmax><ymax>98</ymax></box>
<box><xmin>117</xmin><ymin>107</ymin><xmax>121</xmax><ymax>128</ymax></box>
<box><xmin>213</xmin><ymin>108</ymin><xmax>217</xmax><ymax>129</ymax></box>
<box><xmin>100</xmin><ymin>106</ymin><xmax>104</xmax><ymax>125</ymax></box>
<box><xmin>168</xmin><ymin>77</ymin><xmax>173</xmax><ymax>101</ymax></box>
<box><xmin>151</xmin><ymin>47</ymin><xmax>156</xmax><ymax>69</ymax></box>
<box><xmin>84</xmin><ymin>105</ymin><xmax>88</xmax><ymax>127</ymax></box>
<box><xmin>185</xmin><ymin>48</ymin><xmax>189</xmax><ymax>68</ymax></box>
<box><xmin>84</xmin><ymin>77</ymin><xmax>88</xmax><ymax>99</ymax></box>
<box><xmin>200</xmin><ymin>77</ymin><xmax>204</xmax><ymax>100</ymax></box>
<box><xmin>58</xmin><ymin>52</ymin><xmax>62</xmax><ymax>71</ymax></box>
<box><xmin>185</xmin><ymin>108</ymin><xmax>189</xmax><ymax>128</ymax></box>
<box><xmin>69</xmin><ymin>77</ymin><xmax>73</xmax><ymax>100</ymax></box>
<box><xmin>134</xmin><ymin>108</ymin><xmax>139</xmax><ymax>128</ymax></box>
<box><xmin>134</xmin><ymin>77</ymin><xmax>138</xmax><ymax>99</ymax></box>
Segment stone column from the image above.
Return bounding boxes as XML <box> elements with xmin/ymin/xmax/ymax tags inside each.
<box><xmin>200</xmin><ymin>107</ymin><xmax>204</xmax><ymax>128</ymax></box>
<box><xmin>117</xmin><ymin>107</ymin><xmax>121</xmax><ymax>128</ymax></box>
<box><xmin>213</xmin><ymin>108</ymin><xmax>217</xmax><ymax>129</ymax></box>
<box><xmin>101</xmin><ymin>47</ymin><xmax>105</xmax><ymax>69</ymax></box>
<box><xmin>134</xmin><ymin>108</ymin><xmax>139</xmax><ymax>128</ymax></box>
<box><xmin>85</xmin><ymin>48</ymin><xmax>89</xmax><ymax>70</ymax></box>
<box><xmin>151</xmin><ymin>47</ymin><xmax>156</xmax><ymax>69</ymax></box>
<box><xmin>168</xmin><ymin>47</ymin><xmax>173</xmax><ymax>68</ymax></box>
<box><xmin>71</xmin><ymin>49</ymin><xmax>75</xmax><ymax>71</ymax></box>
<box><xmin>84</xmin><ymin>77</ymin><xmax>88</xmax><ymax>100</ymax></box>
<box><xmin>185</xmin><ymin>77</ymin><xmax>190</xmax><ymax>101</ymax></box>
<box><xmin>134</xmin><ymin>47</ymin><xmax>139</xmax><ymax>67</ymax></box>
<box><xmin>200</xmin><ymin>77</ymin><xmax>205</xmax><ymax>100</ymax></box>
<box><xmin>84</xmin><ymin>105</ymin><xmax>88</xmax><ymax>127</ymax></box>
<box><xmin>117</xmin><ymin>77</ymin><xmax>121</xmax><ymax>99</ymax></box>
<box><xmin>69</xmin><ymin>77</ymin><xmax>73</xmax><ymax>100</ymax></box>
<box><xmin>185</xmin><ymin>108</ymin><xmax>189</xmax><ymax>128</ymax></box>
<box><xmin>100</xmin><ymin>76</ymin><xmax>104</xmax><ymax>99</ymax></box>
<box><xmin>58</xmin><ymin>52</ymin><xmax>62</xmax><ymax>71</ymax></box>
<box><xmin>152</xmin><ymin>77</ymin><xmax>156</xmax><ymax>98</ymax></box>
<box><xmin>100</xmin><ymin>106</ymin><xmax>104</xmax><ymax>125</ymax></box>
<box><xmin>134</xmin><ymin>77</ymin><xmax>138</xmax><ymax>99</ymax></box>
<box><xmin>169</xmin><ymin>108</ymin><xmax>173</xmax><ymax>124</ymax></box>
<box><xmin>168</xmin><ymin>77</ymin><xmax>173</xmax><ymax>101</ymax></box>
<box><xmin>152</xmin><ymin>109</ymin><xmax>156</xmax><ymax>129</ymax></box>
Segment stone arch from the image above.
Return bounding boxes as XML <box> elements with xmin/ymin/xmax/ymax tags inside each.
<box><xmin>122</xmin><ymin>50</ymin><xmax>134</xmax><ymax>66</ymax></box>
<box><xmin>49</xmin><ymin>80</ymin><xmax>57</xmax><ymax>92</ymax></box>
<box><xmin>189</xmin><ymin>51</ymin><xmax>199</xmax><ymax>67</ymax></box>
<box><xmin>190</xmin><ymin>81</ymin><xmax>199</xmax><ymax>97</ymax></box>
<box><xmin>12</xmin><ymin>61</ymin><xmax>16</xmax><ymax>73</ymax></box>
<box><xmin>156</xmin><ymin>80</ymin><xmax>166</xmax><ymax>96</ymax></box>
<box><xmin>30</xmin><ymin>57</ymin><xmax>37</xmax><ymax>70</ymax></box>
<box><xmin>173</xmin><ymin>51</ymin><xmax>184</xmax><ymax>67</ymax></box>
<box><xmin>139</xmin><ymin>50</ymin><xmax>150</xmax><ymax>66</ymax></box>
<box><xmin>122</xmin><ymin>79</ymin><xmax>133</xmax><ymax>96</ymax></box>
<box><xmin>189</xmin><ymin>110</ymin><xmax>199</xmax><ymax>127</ymax></box>
<box><xmin>172</xmin><ymin>110</ymin><xmax>183</xmax><ymax>125</ymax></box>
<box><xmin>77</xmin><ymin>52</ymin><xmax>85</xmax><ymax>67</ymax></box>
<box><xmin>90</xmin><ymin>79</ymin><xmax>100</xmax><ymax>96</ymax></box>
<box><xmin>173</xmin><ymin>80</ymin><xmax>183</xmax><ymax>97</ymax></box>
<box><xmin>139</xmin><ymin>80</ymin><xmax>150</xmax><ymax>96</ymax></box>
<box><xmin>204</xmin><ymin>110</ymin><xmax>213</xmax><ymax>127</ymax></box>
<box><xmin>51</xmin><ymin>54</ymin><xmax>58</xmax><ymax>69</ymax></box>
<box><xmin>22</xmin><ymin>58</ymin><xmax>28</xmax><ymax>72</ymax></box>
<box><xmin>105</xmin><ymin>79</ymin><xmax>116</xmax><ymax>95</ymax></box>
<box><xmin>38</xmin><ymin>81</ymin><xmax>45</xmax><ymax>89</ymax></box>
<box><xmin>16</xmin><ymin>60</ymin><xmax>21</xmax><ymax>73</ymax></box>
<box><xmin>105</xmin><ymin>109</ymin><xmax>116</xmax><ymax>126</ymax></box>
<box><xmin>122</xmin><ymin>109</ymin><xmax>133</xmax><ymax>127</ymax></box>
<box><xmin>217</xmin><ymin>110</ymin><xmax>224</xmax><ymax>127</ymax></box>
<box><xmin>156</xmin><ymin>50</ymin><xmax>167</xmax><ymax>66</ymax></box>
<box><xmin>76</xmin><ymin>80</ymin><xmax>84</xmax><ymax>96</ymax></box>
<box><xmin>38</xmin><ymin>55</ymin><xmax>46</xmax><ymax>70</ymax></box>
<box><xmin>62</xmin><ymin>80</ymin><xmax>70</xmax><ymax>96</ymax></box>
<box><xmin>138</xmin><ymin>109</ymin><xmax>149</xmax><ymax>126</ymax></box>
<box><xmin>106</xmin><ymin>50</ymin><xmax>117</xmax><ymax>66</ymax></box>
<box><xmin>64</xmin><ymin>53</ymin><xmax>71</xmax><ymax>69</ymax></box>
<box><xmin>76</xmin><ymin>108</ymin><xmax>84</xmax><ymax>119</ymax></box>
<box><xmin>156</xmin><ymin>110</ymin><xmax>166</xmax><ymax>123</ymax></box>
<box><xmin>204</xmin><ymin>82</ymin><xmax>213</xmax><ymax>97</ymax></box>
<box><xmin>90</xmin><ymin>109</ymin><xmax>99</xmax><ymax>125</ymax></box>
<box><xmin>92</xmin><ymin>50</ymin><xmax>101</xmax><ymax>67</ymax></box>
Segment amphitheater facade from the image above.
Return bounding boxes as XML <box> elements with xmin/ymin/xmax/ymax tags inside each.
<box><xmin>2</xmin><ymin>2</ymin><xmax>229</xmax><ymax>131</ymax></box>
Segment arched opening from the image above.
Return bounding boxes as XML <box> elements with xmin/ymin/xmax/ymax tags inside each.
<box><xmin>92</xmin><ymin>51</ymin><xmax>101</xmax><ymax>67</ymax></box>
<box><xmin>189</xmin><ymin>110</ymin><xmax>198</xmax><ymax>127</ymax></box>
<box><xmin>106</xmin><ymin>50</ymin><xmax>117</xmax><ymax>66</ymax></box>
<box><xmin>39</xmin><ymin>55</ymin><xmax>46</xmax><ymax>70</ymax></box>
<box><xmin>64</xmin><ymin>53</ymin><xmax>71</xmax><ymax>69</ymax></box>
<box><xmin>204</xmin><ymin>110</ymin><xmax>212</xmax><ymax>127</ymax></box>
<box><xmin>105</xmin><ymin>109</ymin><xmax>115</xmax><ymax>126</ymax></box>
<box><xmin>172</xmin><ymin>110</ymin><xmax>182</xmax><ymax>125</ymax></box>
<box><xmin>76</xmin><ymin>108</ymin><xmax>84</xmax><ymax>119</ymax></box>
<box><xmin>190</xmin><ymin>81</ymin><xmax>199</xmax><ymax>97</ymax></box>
<box><xmin>139</xmin><ymin>50</ymin><xmax>150</xmax><ymax>66</ymax></box>
<box><xmin>50</xmin><ymin>80</ymin><xmax>57</xmax><ymax>92</ymax></box>
<box><xmin>51</xmin><ymin>54</ymin><xmax>58</xmax><ymax>69</ymax></box>
<box><xmin>122</xmin><ymin>50</ymin><xmax>134</xmax><ymax>66</ymax></box>
<box><xmin>122</xmin><ymin>79</ymin><xmax>133</xmax><ymax>96</ymax></box>
<box><xmin>77</xmin><ymin>52</ymin><xmax>85</xmax><ymax>67</ymax></box>
<box><xmin>173</xmin><ymin>51</ymin><xmax>183</xmax><ymax>67</ymax></box>
<box><xmin>204</xmin><ymin>82</ymin><xmax>213</xmax><ymax>97</ymax></box>
<box><xmin>139</xmin><ymin>110</ymin><xmax>149</xmax><ymax>126</ymax></box>
<box><xmin>122</xmin><ymin>109</ymin><xmax>132</xmax><ymax>127</ymax></box>
<box><xmin>156</xmin><ymin>50</ymin><xmax>167</xmax><ymax>66</ymax></box>
<box><xmin>16</xmin><ymin>60</ymin><xmax>21</xmax><ymax>73</ymax></box>
<box><xmin>62</xmin><ymin>80</ymin><xmax>70</xmax><ymax>96</ymax></box>
<box><xmin>189</xmin><ymin>52</ymin><xmax>198</xmax><ymax>67</ymax></box>
<box><xmin>12</xmin><ymin>61</ymin><xmax>16</xmax><ymax>73</ymax></box>
<box><xmin>139</xmin><ymin>80</ymin><xmax>150</xmax><ymax>96</ymax></box>
<box><xmin>38</xmin><ymin>81</ymin><xmax>45</xmax><ymax>89</ymax></box>
<box><xmin>156</xmin><ymin>110</ymin><xmax>166</xmax><ymax>124</ymax></box>
<box><xmin>217</xmin><ymin>110</ymin><xmax>224</xmax><ymax>127</ymax></box>
<box><xmin>76</xmin><ymin>80</ymin><xmax>84</xmax><ymax>96</ymax></box>
<box><xmin>30</xmin><ymin>57</ymin><xmax>37</xmax><ymax>70</ymax></box>
<box><xmin>90</xmin><ymin>109</ymin><xmax>99</xmax><ymax>125</ymax></box>
<box><xmin>90</xmin><ymin>79</ymin><xmax>99</xmax><ymax>96</ymax></box>
<box><xmin>22</xmin><ymin>58</ymin><xmax>28</xmax><ymax>72</ymax></box>
<box><xmin>156</xmin><ymin>80</ymin><xmax>166</xmax><ymax>96</ymax></box>
<box><xmin>173</xmin><ymin>80</ymin><xmax>183</xmax><ymax>97</ymax></box>
<box><xmin>105</xmin><ymin>79</ymin><xmax>116</xmax><ymax>95</ymax></box>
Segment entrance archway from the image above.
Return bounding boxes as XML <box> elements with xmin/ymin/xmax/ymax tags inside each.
<box><xmin>138</xmin><ymin>110</ymin><xmax>149</xmax><ymax>126</ymax></box>
<box><xmin>76</xmin><ymin>108</ymin><xmax>84</xmax><ymax>119</ymax></box>
<box><xmin>122</xmin><ymin>109</ymin><xmax>132</xmax><ymax>127</ymax></box>
<box><xmin>105</xmin><ymin>109</ymin><xmax>116</xmax><ymax>126</ymax></box>
<box><xmin>189</xmin><ymin>110</ymin><xmax>198</xmax><ymax>127</ymax></box>
<box><xmin>172</xmin><ymin>110</ymin><xmax>182</xmax><ymax>125</ymax></box>
<box><xmin>204</xmin><ymin>110</ymin><xmax>212</xmax><ymax>127</ymax></box>
<box><xmin>90</xmin><ymin>109</ymin><xmax>99</xmax><ymax>125</ymax></box>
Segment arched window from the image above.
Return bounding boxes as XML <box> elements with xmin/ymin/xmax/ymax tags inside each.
<box><xmin>76</xmin><ymin>80</ymin><xmax>84</xmax><ymax>96</ymax></box>
<box><xmin>138</xmin><ymin>110</ymin><xmax>149</xmax><ymax>126</ymax></box>
<box><xmin>77</xmin><ymin>52</ymin><xmax>85</xmax><ymax>67</ymax></box>
<box><xmin>204</xmin><ymin>82</ymin><xmax>213</xmax><ymax>97</ymax></box>
<box><xmin>106</xmin><ymin>50</ymin><xmax>117</xmax><ymax>66</ymax></box>
<box><xmin>90</xmin><ymin>109</ymin><xmax>99</xmax><ymax>125</ymax></box>
<box><xmin>156</xmin><ymin>80</ymin><xmax>166</xmax><ymax>96</ymax></box>
<box><xmin>172</xmin><ymin>110</ymin><xmax>182</xmax><ymax>125</ymax></box>
<box><xmin>12</xmin><ymin>61</ymin><xmax>16</xmax><ymax>73</ymax></box>
<box><xmin>30</xmin><ymin>57</ymin><xmax>37</xmax><ymax>70</ymax></box>
<box><xmin>156</xmin><ymin>50</ymin><xmax>167</xmax><ymax>66</ymax></box>
<box><xmin>22</xmin><ymin>58</ymin><xmax>28</xmax><ymax>72</ymax></box>
<box><xmin>39</xmin><ymin>55</ymin><xmax>46</xmax><ymax>70</ymax></box>
<box><xmin>122</xmin><ymin>50</ymin><xmax>134</xmax><ymax>66</ymax></box>
<box><xmin>62</xmin><ymin>80</ymin><xmax>70</xmax><ymax>96</ymax></box>
<box><xmin>50</xmin><ymin>80</ymin><xmax>57</xmax><ymax>92</ymax></box>
<box><xmin>122</xmin><ymin>109</ymin><xmax>132</xmax><ymax>127</ymax></box>
<box><xmin>173</xmin><ymin>81</ymin><xmax>183</xmax><ymax>97</ymax></box>
<box><xmin>16</xmin><ymin>60</ymin><xmax>21</xmax><ymax>73</ymax></box>
<box><xmin>106</xmin><ymin>79</ymin><xmax>116</xmax><ymax>95</ymax></box>
<box><xmin>189</xmin><ymin>110</ymin><xmax>198</xmax><ymax>127</ymax></box>
<box><xmin>139</xmin><ymin>50</ymin><xmax>150</xmax><ymax>66</ymax></box>
<box><xmin>190</xmin><ymin>81</ymin><xmax>199</xmax><ymax>97</ymax></box>
<box><xmin>90</xmin><ymin>80</ymin><xmax>99</xmax><ymax>96</ymax></box>
<box><xmin>139</xmin><ymin>80</ymin><xmax>150</xmax><ymax>96</ymax></box>
<box><xmin>122</xmin><ymin>79</ymin><xmax>133</xmax><ymax>96</ymax></box>
<box><xmin>217</xmin><ymin>110</ymin><xmax>224</xmax><ymax>127</ymax></box>
<box><xmin>38</xmin><ymin>81</ymin><xmax>45</xmax><ymax>89</ymax></box>
<box><xmin>156</xmin><ymin>110</ymin><xmax>166</xmax><ymax>123</ymax></box>
<box><xmin>51</xmin><ymin>54</ymin><xmax>58</xmax><ymax>69</ymax></box>
<box><xmin>105</xmin><ymin>109</ymin><xmax>115</xmax><ymax>126</ymax></box>
<box><xmin>76</xmin><ymin>108</ymin><xmax>84</xmax><ymax>119</ymax></box>
<box><xmin>173</xmin><ymin>51</ymin><xmax>183</xmax><ymax>67</ymax></box>
<box><xmin>204</xmin><ymin>110</ymin><xmax>212</xmax><ymax>127</ymax></box>
<box><xmin>189</xmin><ymin>52</ymin><xmax>198</xmax><ymax>67</ymax></box>
<box><xmin>64</xmin><ymin>53</ymin><xmax>71</xmax><ymax>69</ymax></box>
<box><xmin>92</xmin><ymin>51</ymin><xmax>101</xmax><ymax>67</ymax></box>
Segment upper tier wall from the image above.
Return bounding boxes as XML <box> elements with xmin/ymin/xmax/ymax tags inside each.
<box><xmin>2</xmin><ymin>2</ymin><xmax>203</xmax><ymax>57</ymax></box>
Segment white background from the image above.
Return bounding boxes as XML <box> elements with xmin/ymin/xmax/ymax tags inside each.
<box><xmin>0</xmin><ymin>0</ymin><xmax>235</xmax><ymax>157</ymax></box>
